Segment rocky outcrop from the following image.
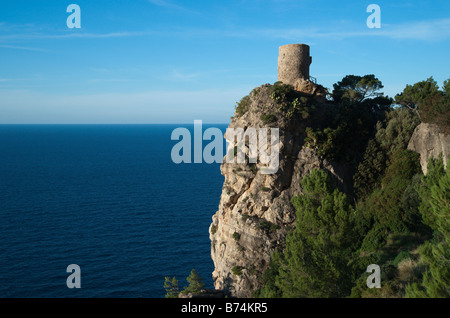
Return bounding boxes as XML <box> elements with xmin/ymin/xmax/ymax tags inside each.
<box><xmin>293</xmin><ymin>78</ymin><xmax>328</xmax><ymax>101</ymax></box>
<box><xmin>407</xmin><ymin>123</ymin><xmax>450</xmax><ymax>175</ymax></box>
<box><xmin>209</xmin><ymin>83</ymin><xmax>352</xmax><ymax>297</ymax></box>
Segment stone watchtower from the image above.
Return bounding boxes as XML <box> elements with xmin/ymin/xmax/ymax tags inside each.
<box><xmin>277</xmin><ymin>43</ymin><xmax>312</xmax><ymax>86</ymax></box>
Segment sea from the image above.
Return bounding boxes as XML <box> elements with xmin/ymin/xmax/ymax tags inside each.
<box><xmin>0</xmin><ymin>124</ymin><xmax>227</xmax><ymax>298</ymax></box>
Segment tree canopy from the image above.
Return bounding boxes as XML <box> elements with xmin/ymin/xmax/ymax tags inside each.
<box><xmin>332</xmin><ymin>74</ymin><xmax>384</xmax><ymax>103</ymax></box>
<box><xmin>395</xmin><ymin>77</ymin><xmax>450</xmax><ymax>133</ymax></box>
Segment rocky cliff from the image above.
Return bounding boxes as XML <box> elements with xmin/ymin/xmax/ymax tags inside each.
<box><xmin>209</xmin><ymin>81</ymin><xmax>351</xmax><ymax>297</ymax></box>
<box><xmin>407</xmin><ymin>123</ymin><xmax>450</xmax><ymax>174</ymax></box>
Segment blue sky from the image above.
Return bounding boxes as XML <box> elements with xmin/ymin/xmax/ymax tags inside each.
<box><xmin>0</xmin><ymin>0</ymin><xmax>449</xmax><ymax>124</ymax></box>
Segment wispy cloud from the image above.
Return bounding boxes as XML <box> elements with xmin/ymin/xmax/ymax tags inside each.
<box><xmin>147</xmin><ymin>0</ymin><xmax>200</xmax><ymax>15</ymax></box>
<box><xmin>1</xmin><ymin>17</ymin><xmax>448</xmax><ymax>45</ymax></box>
<box><xmin>164</xmin><ymin>69</ymin><xmax>202</xmax><ymax>82</ymax></box>
<box><xmin>47</xmin><ymin>31</ymin><xmax>148</xmax><ymax>39</ymax></box>
<box><xmin>0</xmin><ymin>31</ymin><xmax>149</xmax><ymax>41</ymax></box>
<box><xmin>0</xmin><ymin>21</ymin><xmax>153</xmax><ymax>42</ymax></box>
<box><xmin>214</xmin><ymin>18</ymin><xmax>450</xmax><ymax>41</ymax></box>
<box><xmin>147</xmin><ymin>0</ymin><xmax>184</xmax><ymax>10</ymax></box>
<box><xmin>0</xmin><ymin>44</ymin><xmax>52</xmax><ymax>52</ymax></box>
<box><xmin>380</xmin><ymin>18</ymin><xmax>450</xmax><ymax>41</ymax></box>
<box><xmin>86</xmin><ymin>78</ymin><xmax>136</xmax><ymax>84</ymax></box>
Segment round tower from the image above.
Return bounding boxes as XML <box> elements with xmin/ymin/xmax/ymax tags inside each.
<box><xmin>277</xmin><ymin>44</ymin><xmax>312</xmax><ymax>86</ymax></box>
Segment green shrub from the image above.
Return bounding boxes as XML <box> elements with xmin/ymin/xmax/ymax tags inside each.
<box><xmin>393</xmin><ymin>251</ymin><xmax>412</xmax><ymax>267</ymax></box>
<box><xmin>232</xmin><ymin>266</ymin><xmax>243</xmax><ymax>276</ymax></box>
<box><xmin>252</xmin><ymin>87</ymin><xmax>261</xmax><ymax>96</ymax></box>
<box><xmin>257</xmin><ymin>220</ymin><xmax>278</xmax><ymax>233</ymax></box>
<box><xmin>360</xmin><ymin>223</ymin><xmax>388</xmax><ymax>252</ymax></box>
<box><xmin>270</xmin><ymin>82</ymin><xmax>293</xmax><ymax>101</ymax></box>
<box><xmin>235</xmin><ymin>95</ymin><xmax>250</xmax><ymax>117</ymax></box>
<box><xmin>269</xmin><ymin>82</ymin><xmax>314</xmax><ymax>119</ymax></box>
<box><xmin>260</xmin><ymin>114</ymin><xmax>277</xmax><ymax>124</ymax></box>
<box><xmin>232</xmin><ymin>232</ymin><xmax>241</xmax><ymax>241</ymax></box>
<box><xmin>249</xmin><ymin>163</ymin><xmax>257</xmax><ymax>173</ymax></box>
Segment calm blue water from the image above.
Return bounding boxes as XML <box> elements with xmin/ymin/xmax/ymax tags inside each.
<box><xmin>0</xmin><ymin>124</ymin><xmax>226</xmax><ymax>298</ymax></box>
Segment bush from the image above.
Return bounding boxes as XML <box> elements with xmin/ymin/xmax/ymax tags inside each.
<box><xmin>235</xmin><ymin>95</ymin><xmax>250</xmax><ymax>117</ymax></box>
<box><xmin>360</xmin><ymin>223</ymin><xmax>388</xmax><ymax>252</ymax></box>
<box><xmin>260</xmin><ymin>114</ymin><xmax>277</xmax><ymax>124</ymax></box>
<box><xmin>304</xmin><ymin>97</ymin><xmax>391</xmax><ymax>162</ymax></box>
<box><xmin>269</xmin><ymin>82</ymin><xmax>293</xmax><ymax>101</ymax></box>
<box><xmin>232</xmin><ymin>266</ymin><xmax>243</xmax><ymax>276</ymax></box>
<box><xmin>269</xmin><ymin>82</ymin><xmax>314</xmax><ymax>119</ymax></box>
<box><xmin>257</xmin><ymin>219</ymin><xmax>278</xmax><ymax>233</ymax></box>
<box><xmin>393</xmin><ymin>251</ymin><xmax>412</xmax><ymax>267</ymax></box>
<box><xmin>304</xmin><ymin>127</ymin><xmax>338</xmax><ymax>159</ymax></box>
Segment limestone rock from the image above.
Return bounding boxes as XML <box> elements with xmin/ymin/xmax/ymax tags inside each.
<box><xmin>407</xmin><ymin>123</ymin><xmax>450</xmax><ymax>174</ymax></box>
<box><xmin>293</xmin><ymin>78</ymin><xmax>328</xmax><ymax>102</ymax></box>
<box><xmin>209</xmin><ymin>84</ymin><xmax>351</xmax><ymax>297</ymax></box>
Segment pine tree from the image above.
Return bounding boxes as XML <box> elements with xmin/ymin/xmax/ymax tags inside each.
<box><xmin>365</xmin><ymin>149</ymin><xmax>421</xmax><ymax>233</ymax></box>
<box><xmin>418</xmin><ymin>155</ymin><xmax>446</xmax><ymax>230</ymax></box>
<box><xmin>183</xmin><ymin>269</ymin><xmax>205</xmax><ymax>294</ymax></box>
<box><xmin>353</xmin><ymin>138</ymin><xmax>387</xmax><ymax>199</ymax></box>
<box><xmin>164</xmin><ymin>276</ymin><xmax>180</xmax><ymax>298</ymax></box>
<box><xmin>274</xmin><ymin>169</ymin><xmax>357</xmax><ymax>297</ymax></box>
<box><xmin>406</xmin><ymin>157</ymin><xmax>450</xmax><ymax>297</ymax></box>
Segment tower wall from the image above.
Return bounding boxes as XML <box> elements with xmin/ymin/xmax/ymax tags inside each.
<box><xmin>277</xmin><ymin>44</ymin><xmax>312</xmax><ymax>86</ymax></box>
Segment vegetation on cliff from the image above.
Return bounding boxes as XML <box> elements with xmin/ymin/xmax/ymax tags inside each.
<box><xmin>165</xmin><ymin>75</ymin><xmax>449</xmax><ymax>298</ymax></box>
<box><xmin>395</xmin><ymin>77</ymin><xmax>450</xmax><ymax>133</ymax></box>
<box><xmin>164</xmin><ymin>269</ymin><xmax>205</xmax><ymax>298</ymax></box>
<box><xmin>255</xmin><ymin>76</ymin><xmax>450</xmax><ymax>298</ymax></box>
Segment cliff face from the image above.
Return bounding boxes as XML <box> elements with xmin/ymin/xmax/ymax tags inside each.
<box><xmin>209</xmin><ymin>83</ymin><xmax>351</xmax><ymax>297</ymax></box>
<box><xmin>408</xmin><ymin>123</ymin><xmax>450</xmax><ymax>174</ymax></box>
